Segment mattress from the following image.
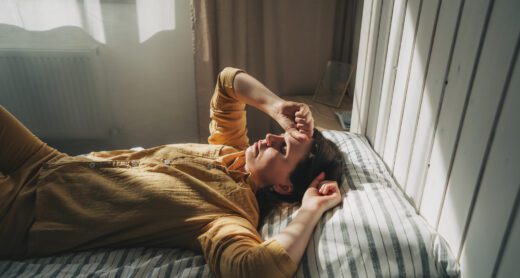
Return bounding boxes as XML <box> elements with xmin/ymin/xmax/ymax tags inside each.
<box><xmin>0</xmin><ymin>131</ymin><xmax>460</xmax><ymax>277</ymax></box>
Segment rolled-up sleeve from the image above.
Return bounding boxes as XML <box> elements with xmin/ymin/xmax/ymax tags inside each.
<box><xmin>208</xmin><ymin>67</ymin><xmax>249</xmax><ymax>150</ymax></box>
<box><xmin>198</xmin><ymin>216</ymin><xmax>297</xmax><ymax>278</ymax></box>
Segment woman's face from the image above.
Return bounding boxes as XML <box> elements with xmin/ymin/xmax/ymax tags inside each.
<box><xmin>245</xmin><ymin>133</ymin><xmax>313</xmax><ymax>193</ymax></box>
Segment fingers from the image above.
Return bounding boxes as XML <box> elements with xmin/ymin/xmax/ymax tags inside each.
<box><xmin>281</xmin><ymin>101</ymin><xmax>303</xmax><ymax>117</ymax></box>
<box><xmin>278</xmin><ymin>101</ymin><xmax>315</xmax><ymax>140</ymax></box>
<box><xmin>295</xmin><ymin>116</ymin><xmax>313</xmax><ymax>127</ymax></box>
<box><xmin>295</xmin><ymin>105</ymin><xmax>314</xmax><ymax>138</ymax></box>
<box><xmin>318</xmin><ymin>181</ymin><xmax>343</xmax><ymax>209</ymax></box>
<box><xmin>302</xmin><ymin>178</ymin><xmax>342</xmax><ymax>213</ymax></box>
<box><xmin>295</xmin><ymin>120</ymin><xmax>313</xmax><ymax>138</ymax></box>
<box><xmin>295</xmin><ymin>108</ymin><xmax>312</xmax><ymax>123</ymax></box>
<box><xmin>288</xmin><ymin>129</ymin><xmax>308</xmax><ymax>142</ymax></box>
<box><xmin>295</xmin><ymin>117</ymin><xmax>306</xmax><ymax>124</ymax></box>
<box><xmin>318</xmin><ymin>181</ymin><xmax>339</xmax><ymax>195</ymax></box>
<box><xmin>309</xmin><ymin>172</ymin><xmax>326</xmax><ymax>189</ymax></box>
<box><xmin>296</xmin><ymin>124</ymin><xmax>312</xmax><ymax>135</ymax></box>
<box><xmin>295</xmin><ymin>104</ymin><xmax>310</xmax><ymax>117</ymax></box>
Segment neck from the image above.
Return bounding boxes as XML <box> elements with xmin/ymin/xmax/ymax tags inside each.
<box><xmin>245</xmin><ymin>171</ymin><xmax>267</xmax><ymax>191</ymax></box>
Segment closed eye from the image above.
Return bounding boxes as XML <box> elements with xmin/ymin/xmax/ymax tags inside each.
<box><xmin>281</xmin><ymin>140</ymin><xmax>289</xmax><ymax>156</ymax></box>
<box><xmin>275</xmin><ymin>141</ymin><xmax>287</xmax><ymax>155</ymax></box>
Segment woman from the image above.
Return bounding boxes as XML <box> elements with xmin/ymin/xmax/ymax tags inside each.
<box><xmin>0</xmin><ymin>67</ymin><xmax>344</xmax><ymax>277</ymax></box>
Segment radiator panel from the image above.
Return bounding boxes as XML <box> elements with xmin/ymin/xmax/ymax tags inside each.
<box><xmin>0</xmin><ymin>47</ymin><xmax>110</xmax><ymax>139</ymax></box>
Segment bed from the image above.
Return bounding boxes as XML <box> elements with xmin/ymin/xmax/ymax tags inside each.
<box><xmin>0</xmin><ymin>131</ymin><xmax>460</xmax><ymax>277</ymax></box>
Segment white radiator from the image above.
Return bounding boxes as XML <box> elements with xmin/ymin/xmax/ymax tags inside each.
<box><xmin>0</xmin><ymin>47</ymin><xmax>110</xmax><ymax>139</ymax></box>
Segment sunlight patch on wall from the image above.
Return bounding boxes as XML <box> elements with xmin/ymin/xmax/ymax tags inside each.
<box><xmin>0</xmin><ymin>0</ymin><xmax>106</xmax><ymax>43</ymax></box>
<box><xmin>83</xmin><ymin>0</ymin><xmax>106</xmax><ymax>43</ymax></box>
<box><xmin>136</xmin><ymin>0</ymin><xmax>175</xmax><ymax>43</ymax></box>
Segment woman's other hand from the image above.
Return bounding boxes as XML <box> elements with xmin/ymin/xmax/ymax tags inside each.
<box><xmin>272</xmin><ymin>171</ymin><xmax>343</xmax><ymax>265</ymax></box>
<box><xmin>301</xmin><ymin>172</ymin><xmax>342</xmax><ymax>214</ymax></box>
<box><xmin>273</xmin><ymin>101</ymin><xmax>314</xmax><ymax>141</ymax></box>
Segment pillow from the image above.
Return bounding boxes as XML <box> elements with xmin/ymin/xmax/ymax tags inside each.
<box><xmin>260</xmin><ymin>130</ymin><xmax>460</xmax><ymax>277</ymax></box>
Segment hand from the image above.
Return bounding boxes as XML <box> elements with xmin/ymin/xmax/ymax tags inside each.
<box><xmin>301</xmin><ymin>172</ymin><xmax>342</xmax><ymax>214</ymax></box>
<box><xmin>273</xmin><ymin>101</ymin><xmax>314</xmax><ymax>141</ymax></box>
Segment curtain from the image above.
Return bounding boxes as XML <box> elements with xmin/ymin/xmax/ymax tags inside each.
<box><xmin>192</xmin><ymin>0</ymin><xmax>358</xmax><ymax>142</ymax></box>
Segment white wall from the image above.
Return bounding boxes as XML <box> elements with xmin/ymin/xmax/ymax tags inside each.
<box><xmin>0</xmin><ymin>0</ymin><xmax>197</xmax><ymax>153</ymax></box>
<box><xmin>352</xmin><ymin>0</ymin><xmax>520</xmax><ymax>277</ymax></box>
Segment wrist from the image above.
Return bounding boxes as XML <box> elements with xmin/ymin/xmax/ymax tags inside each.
<box><xmin>297</xmin><ymin>206</ymin><xmax>324</xmax><ymax>222</ymax></box>
<box><xmin>268</xmin><ymin>98</ymin><xmax>285</xmax><ymax>118</ymax></box>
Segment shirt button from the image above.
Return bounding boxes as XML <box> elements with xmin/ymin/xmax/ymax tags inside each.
<box><xmin>89</xmin><ymin>162</ymin><xmax>96</xmax><ymax>169</ymax></box>
<box><xmin>164</xmin><ymin>159</ymin><xmax>171</xmax><ymax>165</ymax></box>
<box><xmin>207</xmin><ymin>165</ymin><xmax>213</xmax><ymax>170</ymax></box>
<box><xmin>131</xmin><ymin>161</ymin><xmax>139</xmax><ymax>167</ymax></box>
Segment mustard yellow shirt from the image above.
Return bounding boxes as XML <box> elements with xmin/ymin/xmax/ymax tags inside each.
<box><xmin>11</xmin><ymin>67</ymin><xmax>296</xmax><ymax>277</ymax></box>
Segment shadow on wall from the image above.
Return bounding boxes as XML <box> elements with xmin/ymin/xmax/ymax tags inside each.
<box><xmin>0</xmin><ymin>0</ymin><xmax>198</xmax><ymax>155</ymax></box>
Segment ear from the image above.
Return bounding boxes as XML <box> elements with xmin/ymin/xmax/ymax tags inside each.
<box><xmin>273</xmin><ymin>182</ymin><xmax>293</xmax><ymax>195</ymax></box>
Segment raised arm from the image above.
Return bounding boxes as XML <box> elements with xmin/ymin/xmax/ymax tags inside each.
<box><xmin>208</xmin><ymin>68</ymin><xmax>314</xmax><ymax>149</ymax></box>
<box><xmin>233</xmin><ymin>72</ymin><xmax>314</xmax><ymax>140</ymax></box>
<box><xmin>208</xmin><ymin>68</ymin><xmax>249</xmax><ymax>149</ymax></box>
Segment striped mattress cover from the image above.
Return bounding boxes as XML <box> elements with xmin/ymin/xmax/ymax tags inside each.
<box><xmin>0</xmin><ymin>131</ymin><xmax>460</xmax><ymax>277</ymax></box>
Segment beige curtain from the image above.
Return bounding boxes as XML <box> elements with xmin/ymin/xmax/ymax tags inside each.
<box><xmin>192</xmin><ymin>0</ymin><xmax>358</xmax><ymax>142</ymax></box>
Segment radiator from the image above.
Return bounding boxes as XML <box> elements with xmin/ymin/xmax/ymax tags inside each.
<box><xmin>0</xmin><ymin>47</ymin><xmax>110</xmax><ymax>139</ymax></box>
